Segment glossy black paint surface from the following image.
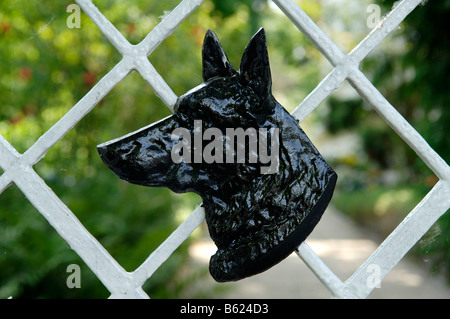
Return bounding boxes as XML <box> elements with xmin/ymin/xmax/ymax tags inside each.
<box><xmin>97</xmin><ymin>28</ymin><xmax>337</xmax><ymax>282</ymax></box>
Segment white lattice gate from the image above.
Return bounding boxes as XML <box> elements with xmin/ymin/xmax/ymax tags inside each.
<box><xmin>0</xmin><ymin>0</ymin><xmax>449</xmax><ymax>299</ymax></box>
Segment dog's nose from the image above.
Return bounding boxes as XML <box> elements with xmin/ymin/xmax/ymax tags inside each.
<box><xmin>96</xmin><ymin>139</ymin><xmax>139</xmax><ymax>180</ymax></box>
<box><xmin>97</xmin><ymin>143</ymin><xmax>118</xmax><ymax>167</ymax></box>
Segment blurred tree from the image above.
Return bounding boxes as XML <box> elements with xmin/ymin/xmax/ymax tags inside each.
<box><xmin>210</xmin><ymin>0</ymin><xmax>265</xmax><ymax>34</ymax></box>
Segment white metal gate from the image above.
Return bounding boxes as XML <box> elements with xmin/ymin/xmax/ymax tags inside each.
<box><xmin>0</xmin><ymin>0</ymin><xmax>449</xmax><ymax>298</ymax></box>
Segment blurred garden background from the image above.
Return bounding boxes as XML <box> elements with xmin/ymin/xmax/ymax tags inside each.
<box><xmin>0</xmin><ymin>0</ymin><xmax>448</xmax><ymax>298</ymax></box>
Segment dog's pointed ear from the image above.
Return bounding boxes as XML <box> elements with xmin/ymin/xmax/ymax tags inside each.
<box><xmin>239</xmin><ymin>28</ymin><xmax>272</xmax><ymax>97</ymax></box>
<box><xmin>203</xmin><ymin>30</ymin><xmax>236</xmax><ymax>81</ymax></box>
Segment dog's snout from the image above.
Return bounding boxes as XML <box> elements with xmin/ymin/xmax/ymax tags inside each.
<box><xmin>97</xmin><ymin>143</ymin><xmax>118</xmax><ymax>167</ymax></box>
<box><xmin>96</xmin><ymin>115</ymin><xmax>180</xmax><ymax>186</ymax></box>
<box><xmin>98</xmin><ymin>138</ymin><xmax>141</xmax><ymax>164</ymax></box>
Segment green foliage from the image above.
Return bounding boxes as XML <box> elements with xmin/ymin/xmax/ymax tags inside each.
<box><xmin>332</xmin><ymin>184</ymin><xmax>427</xmax><ymax>236</ymax></box>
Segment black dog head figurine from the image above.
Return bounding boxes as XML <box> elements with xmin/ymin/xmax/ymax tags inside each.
<box><xmin>97</xmin><ymin>28</ymin><xmax>337</xmax><ymax>282</ymax></box>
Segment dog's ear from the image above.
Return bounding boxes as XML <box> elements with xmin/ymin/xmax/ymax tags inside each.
<box><xmin>203</xmin><ymin>30</ymin><xmax>237</xmax><ymax>81</ymax></box>
<box><xmin>239</xmin><ymin>28</ymin><xmax>272</xmax><ymax>97</ymax></box>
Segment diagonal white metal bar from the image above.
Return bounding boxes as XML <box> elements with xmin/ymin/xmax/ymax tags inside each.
<box><xmin>273</xmin><ymin>0</ymin><xmax>346</xmax><ymax>66</ymax></box>
<box><xmin>348</xmin><ymin>0</ymin><xmax>422</xmax><ymax>65</ymax></box>
<box><xmin>276</xmin><ymin>0</ymin><xmax>449</xmax><ymax>179</ymax></box>
<box><xmin>0</xmin><ymin>134</ymin><xmax>21</xmax><ymax>170</ymax></box>
<box><xmin>275</xmin><ymin>0</ymin><xmax>449</xmax><ymax>190</ymax></box>
<box><xmin>273</xmin><ymin>0</ymin><xmax>424</xmax><ymax>123</ymax></box>
<box><xmin>130</xmin><ymin>0</ymin><xmax>205</xmax><ymax>109</ymax></box>
<box><xmin>296</xmin><ymin>242</ymin><xmax>348</xmax><ymax>298</ymax></box>
<box><xmin>132</xmin><ymin>205</ymin><xmax>205</xmax><ymax>287</ymax></box>
<box><xmin>138</xmin><ymin>0</ymin><xmax>205</xmax><ymax>56</ymax></box>
<box><xmin>5</xmin><ymin>161</ymin><xmax>140</xmax><ymax>297</ymax></box>
<box><xmin>274</xmin><ymin>0</ymin><xmax>423</xmax><ymax>68</ymax></box>
<box><xmin>76</xmin><ymin>0</ymin><xmax>204</xmax><ymax>58</ymax></box>
<box><xmin>344</xmin><ymin>181</ymin><xmax>450</xmax><ymax>298</ymax></box>
<box><xmin>79</xmin><ymin>0</ymin><xmax>204</xmax><ymax>111</ymax></box>
<box><xmin>273</xmin><ymin>0</ymin><xmax>346</xmax><ymax>122</ymax></box>
<box><xmin>348</xmin><ymin>71</ymin><xmax>450</xmax><ymax>181</ymax></box>
<box><xmin>342</xmin><ymin>0</ymin><xmax>450</xmax><ymax>181</ymax></box>
<box><xmin>1</xmin><ymin>127</ymin><xmax>142</xmax><ymax>298</ymax></box>
<box><xmin>132</xmin><ymin>0</ymin><xmax>205</xmax><ymax>109</ymax></box>
<box><xmin>133</xmin><ymin>56</ymin><xmax>178</xmax><ymax>110</ymax></box>
<box><xmin>76</xmin><ymin>0</ymin><xmax>201</xmax><ymax>110</ymax></box>
<box><xmin>22</xmin><ymin>60</ymin><xmax>131</xmax><ymax>166</ymax></box>
<box><xmin>291</xmin><ymin>65</ymin><xmax>352</xmax><ymax>123</ymax></box>
<box><xmin>75</xmin><ymin>0</ymin><xmax>132</xmax><ymax>55</ymax></box>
